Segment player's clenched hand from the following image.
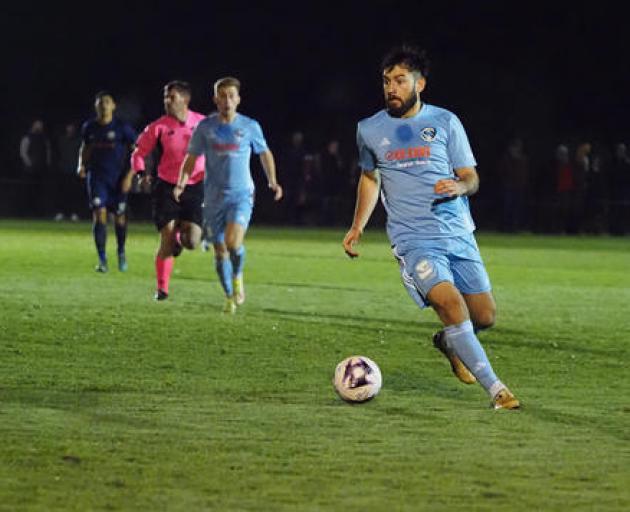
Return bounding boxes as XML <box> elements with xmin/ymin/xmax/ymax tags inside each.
<box><xmin>140</xmin><ymin>174</ymin><xmax>152</xmax><ymax>193</ymax></box>
<box><xmin>343</xmin><ymin>227</ymin><xmax>362</xmax><ymax>258</ymax></box>
<box><xmin>172</xmin><ymin>184</ymin><xmax>184</xmax><ymax>203</ymax></box>
<box><xmin>269</xmin><ymin>183</ymin><xmax>283</xmax><ymax>201</ymax></box>
<box><xmin>434</xmin><ymin>178</ymin><xmax>462</xmax><ymax>197</ymax></box>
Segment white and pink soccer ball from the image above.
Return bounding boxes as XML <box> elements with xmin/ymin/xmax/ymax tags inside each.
<box><xmin>333</xmin><ymin>355</ymin><xmax>382</xmax><ymax>403</ymax></box>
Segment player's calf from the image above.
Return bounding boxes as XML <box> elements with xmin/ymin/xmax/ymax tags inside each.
<box><xmin>432</xmin><ymin>330</ymin><xmax>476</xmax><ymax>384</ymax></box>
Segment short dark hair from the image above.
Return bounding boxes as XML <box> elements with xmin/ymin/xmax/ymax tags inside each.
<box><xmin>94</xmin><ymin>90</ymin><xmax>114</xmax><ymax>102</ymax></box>
<box><xmin>165</xmin><ymin>80</ymin><xmax>192</xmax><ymax>98</ymax></box>
<box><xmin>381</xmin><ymin>45</ymin><xmax>430</xmax><ymax>78</ymax></box>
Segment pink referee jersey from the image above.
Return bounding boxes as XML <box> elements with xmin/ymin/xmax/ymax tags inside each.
<box><xmin>131</xmin><ymin>111</ymin><xmax>206</xmax><ymax>185</ymax></box>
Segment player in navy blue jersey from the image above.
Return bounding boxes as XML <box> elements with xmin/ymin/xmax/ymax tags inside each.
<box><xmin>342</xmin><ymin>46</ymin><xmax>519</xmax><ymax>410</ymax></box>
<box><xmin>77</xmin><ymin>91</ymin><xmax>136</xmax><ymax>272</ymax></box>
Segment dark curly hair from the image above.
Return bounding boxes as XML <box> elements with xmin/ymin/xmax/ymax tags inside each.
<box><xmin>381</xmin><ymin>45</ymin><xmax>430</xmax><ymax>78</ymax></box>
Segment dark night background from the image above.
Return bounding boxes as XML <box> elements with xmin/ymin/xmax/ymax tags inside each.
<box><xmin>2</xmin><ymin>1</ymin><xmax>629</xmax><ymax>227</ymax></box>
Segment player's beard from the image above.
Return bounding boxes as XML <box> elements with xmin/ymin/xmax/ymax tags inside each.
<box><xmin>386</xmin><ymin>91</ymin><xmax>418</xmax><ymax>118</ymax></box>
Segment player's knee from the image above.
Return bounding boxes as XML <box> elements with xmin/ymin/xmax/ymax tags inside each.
<box><xmin>182</xmin><ymin>236</ymin><xmax>200</xmax><ymax>250</ymax></box>
<box><xmin>225</xmin><ymin>240</ymin><xmax>241</xmax><ymax>253</ymax></box>
<box><xmin>214</xmin><ymin>244</ymin><xmax>228</xmax><ymax>258</ymax></box>
<box><xmin>474</xmin><ymin>309</ymin><xmax>496</xmax><ymax>331</ymax></box>
<box><xmin>180</xmin><ymin>224</ymin><xmax>202</xmax><ymax>250</ymax></box>
<box><xmin>431</xmin><ymin>294</ymin><xmax>467</xmax><ymax>319</ymax></box>
<box><xmin>93</xmin><ymin>208</ymin><xmax>107</xmax><ymax>223</ymax></box>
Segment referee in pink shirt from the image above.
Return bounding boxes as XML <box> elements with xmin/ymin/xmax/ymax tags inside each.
<box><xmin>131</xmin><ymin>81</ymin><xmax>206</xmax><ymax>301</ymax></box>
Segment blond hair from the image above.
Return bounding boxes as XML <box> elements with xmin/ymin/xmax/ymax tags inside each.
<box><xmin>213</xmin><ymin>76</ymin><xmax>241</xmax><ymax>95</ymax></box>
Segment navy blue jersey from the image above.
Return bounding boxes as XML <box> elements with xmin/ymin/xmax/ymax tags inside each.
<box><xmin>81</xmin><ymin>118</ymin><xmax>136</xmax><ymax>184</ymax></box>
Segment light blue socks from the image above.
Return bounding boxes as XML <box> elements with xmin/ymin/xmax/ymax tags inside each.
<box><xmin>443</xmin><ymin>319</ymin><xmax>500</xmax><ymax>392</ymax></box>
<box><xmin>215</xmin><ymin>257</ymin><xmax>233</xmax><ymax>296</ymax></box>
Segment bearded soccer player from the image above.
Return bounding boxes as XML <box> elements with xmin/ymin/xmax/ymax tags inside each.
<box><xmin>78</xmin><ymin>91</ymin><xmax>136</xmax><ymax>272</ymax></box>
<box><xmin>174</xmin><ymin>77</ymin><xmax>283</xmax><ymax>313</ymax></box>
<box><xmin>342</xmin><ymin>45</ymin><xmax>520</xmax><ymax>410</ymax></box>
<box><xmin>131</xmin><ymin>81</ymin><xmax>205</xmax><ymax>300</ymax></box>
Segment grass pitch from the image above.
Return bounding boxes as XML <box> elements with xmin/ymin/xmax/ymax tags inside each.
<box><xmin>0</xmin><ymin>220</ymin><xmax>629</xmax><ymax>511</ymax></box>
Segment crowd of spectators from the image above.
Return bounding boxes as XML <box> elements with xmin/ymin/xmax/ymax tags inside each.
<box><xmin>6</xmin><ymin>118</ymin><xmax>630</xmax><ymax>236</ymax></box>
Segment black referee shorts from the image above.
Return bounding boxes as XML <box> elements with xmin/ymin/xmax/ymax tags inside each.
<box><xmin>152</xmin><ymin>178</ymin><xmax>203</xmax><ymax>231</ymax></box>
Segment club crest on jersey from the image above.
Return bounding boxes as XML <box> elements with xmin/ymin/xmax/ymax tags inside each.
<box><xmin>420</xmin><ymin>127</ymin><xmax>437</xmax><ymax>142</ymax></box>
<box><xmin>107</xmin><ymin>131</ymin><xmax>116</xmax><ymax>141</ymax></box>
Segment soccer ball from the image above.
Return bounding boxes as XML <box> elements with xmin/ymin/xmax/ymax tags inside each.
<box><xmin>333</xmin><ymin>356</ymin><xmax>382</xmax><ymax>403</ymax></box>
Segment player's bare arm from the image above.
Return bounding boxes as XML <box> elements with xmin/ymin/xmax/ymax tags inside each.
<box><xmin>77</xmin><ymin>142</ymin><xmax>91</xmax><ymax>178</ymax></box>
<box><xmin>120</xmin><ymin>168</ymin><xmax>135</xmax><ymax>194</ymax></box>
<box><xmin>120</xmin><ymin>142</ymin><xmax>136</xmax><ymax>193</ymax></box>
<box><xmin>259</xmin><ymin>150</ymin><xmax>283</xmax><ymax>201</ymax></box>
<box><xmin>434</xmin><ymin>167</ymin><xmax>479</xmax><ymax>197</ymax></box>
<box><xmin>343</xmin><ymin>169</ymin><xmax>380</xmax><ymax>258</ymax></box>
<box><xmin>173</xmin><ymin>153</ymin><xmax>198</xmax><ymax>202</ymax></box>
<box><xmin>132</xmin><ymin>128</ymin><xmax>158</xmax><ymax>189</ymax></box>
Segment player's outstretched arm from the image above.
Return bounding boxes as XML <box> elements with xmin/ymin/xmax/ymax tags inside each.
<box><xmin>173</xmin><ymin>153</ymin><xmax>198</xmax><ymax>202</ymax></box>
<box><xmin>343</xmin><ymin>170</ymin><xmax>380</xmax><ymax>258</ymax></box>
<box><xmin>259</xmin><ymin>150</ymin><xmax>283</xmax><ymax>201</ymax></box>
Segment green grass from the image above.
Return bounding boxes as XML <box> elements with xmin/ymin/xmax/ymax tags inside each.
<box><xmin>1</xmin><ymin>220</ymin><xmax>629</xmax><ymax>511</ymax></box>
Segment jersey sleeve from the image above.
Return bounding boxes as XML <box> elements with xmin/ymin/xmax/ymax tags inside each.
<box><xmin>250</xmin><ymin>120</ymin><xmax>268</xmax><ymax>154</ymax></box>
<box><xmin>447</xmin><ymin>114</ymin><xmax>477</xmax><ymax>169</ymax></box>
<box><xmin>187</xmin><ymin>123</ymin><xmax>206</xmax><ymax>156</ymax></box>
<box><xmin>131</xmin><ymin>122</ymin><xmax>159</xmax><ymax>172</ymax></box>
<box><xmin>356</xmin><ymin>123</ymin><xmax>376</xmax><ymax>171</ymax></box>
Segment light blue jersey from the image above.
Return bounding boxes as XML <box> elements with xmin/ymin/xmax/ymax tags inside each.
<box><xmin>188</xmin><ymin>112</ymin><xmax>268</xmax><ymax>193</ymax></box>
<box><xmin>357</xmin><ymin>104</ymin><xmax>477</xmax><ymax>245</ymax></box>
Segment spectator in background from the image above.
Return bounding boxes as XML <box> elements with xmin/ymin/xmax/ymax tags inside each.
<box><xmin>19</xmin><ymin>119</ymin><xmax>51</xmax><ymax>217</ymax></box>
<box><xmin>498</xmin><ymin>137</ymin><xmax>530</xmax><ymax>232</ymax></box>
<box><xmin>608</xmin><ymin>142</ymin><xmax>630</xmax><ymax>235</ymax></box>
<box><xmin>554</xmin><ymin>144</ymin><xmax>577</xmax><ymax>233</ymax></box>
<box><xmin>54</xmin><ymin>122</ymin><xmax>82</xmax><ymax>221</ymax></box>
<box><xmin>20</xmin><ymin>119</ymin><xmax>52</xmax><ymax>175</ymax></box>
<box><xmin>319</xmin><ymin>138</ymin><xmax>345</xmax><ymax>225</ymax></box>
<box><xmin>583</xmin><ymin>143</ymin><xmax>608</xmax><ymax>233</ymax></box>
<box><xmin>281</xmin><ymin>131</ymin><xmax>310</xmax><ymax>224</ymax></box>
<box><xmin>571</xmin><ymin>142</ymin><xmax>591</xmax><ymax>233</ymax></box>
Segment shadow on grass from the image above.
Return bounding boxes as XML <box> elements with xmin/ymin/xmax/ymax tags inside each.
<box><xmin>0</xmin><ymin>389</ymin><xmax>166</xmax><ymax>430</ymax></box>
<box><xmin>258</xmin><ymin>281</ymin><xmax>371</xmax><ymax>293</ymax></box>
<box><xmin>257</xmin><ymin>306</ymin><xmax>434</xmax><ymax>334</ymax></box>
<box><xmin>482</xmin><ymin>327</ymin><xmax>626</xmax><ymax>358</ymax></box>
<box><xmin>522</xmin><ymin>403</ymin><xmax>629</xmax><ymax>442</ymax></box>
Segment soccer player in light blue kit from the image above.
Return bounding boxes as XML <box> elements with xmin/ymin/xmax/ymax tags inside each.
<box><xmin>175</xmin><ymin>77</ymin><xmax>283</xmax><ymax>313</ymax></box>
<box><xmin>343</xmin><ymin>46</ymin><xmax>520</xmax><ymax>410</ymax></box>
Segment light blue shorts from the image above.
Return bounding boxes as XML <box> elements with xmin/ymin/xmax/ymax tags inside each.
<box><xmin>203</xmin><ymin>187</ymin><xmax>254</xmax><ymax>244</ymax></box>
<box><xmin>392</xmin><ymin>233</ymin><xmax>492</xmax><ymax>309</ymax></box>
